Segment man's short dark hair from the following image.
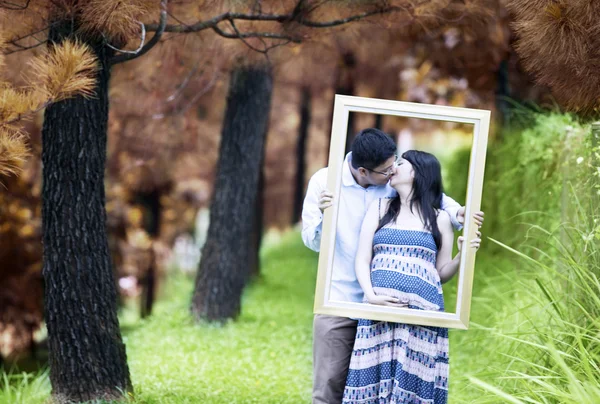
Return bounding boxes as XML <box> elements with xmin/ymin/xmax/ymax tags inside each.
<box><xmin>350</xmin><ymin>128</ymin><xmax>397</xmax><ymax>170</ymax></box>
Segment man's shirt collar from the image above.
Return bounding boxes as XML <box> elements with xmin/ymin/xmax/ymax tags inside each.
<box><xmin>342</xmin><ymin>152</ymin><xmax>359</xmax><ymax>187</ymax></box>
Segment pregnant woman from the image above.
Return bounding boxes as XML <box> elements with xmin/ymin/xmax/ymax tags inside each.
<box><xmin>343</xmin><ymin>150</ymin><xmax>482</xmax><ymax>404</ymax></box>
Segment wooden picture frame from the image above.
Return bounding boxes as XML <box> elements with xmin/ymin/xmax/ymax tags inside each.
<box><xmin>313</xmin><ymin>95</ymin><xmax>490</xmax><ymax>329</ymax></box>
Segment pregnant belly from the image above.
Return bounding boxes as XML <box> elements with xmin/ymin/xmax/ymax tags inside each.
<box><xmin>370</xmin><ymin>269</ymin><xmax>444</xmax><ymax>312</ymax></box>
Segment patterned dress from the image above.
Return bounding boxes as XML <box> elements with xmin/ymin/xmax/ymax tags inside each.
<box><xmin>342</xmin><ymin>226</ymin><xmax>449</xmax><ymax>404</ymax></box>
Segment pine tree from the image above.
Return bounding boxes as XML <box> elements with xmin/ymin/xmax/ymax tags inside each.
<box><xmin>1</xmin><ymin>4</ymin><xmax>503</xmax><ymax>398</ymax></box>
<box><xmin>507</xmin><ymin>0</ymin><xmax>600</xmax><ymax>114</ymax></box>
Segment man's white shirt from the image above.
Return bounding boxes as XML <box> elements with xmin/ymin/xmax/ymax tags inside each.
<box><xmin>301</xmin><ymin>152</ymin><xmax>462</xmax><ymax>304</ymax></box>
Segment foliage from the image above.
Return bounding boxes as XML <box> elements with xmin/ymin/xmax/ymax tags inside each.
<box><xmin>443</xmin><ymin>145</ymin><xmax>472</xmax><ymax>205</ymax></box>
<box><xmin>445</xmin><ymin>111</ymin><xmax>591</xmax><ymax>254</ymax></box>
<box><xmin>507</xmin><ymin>0</ymin><xmax>600</xmax><ymax>114</ymax></box>
<box><xmin>445</xmin><ymin>109</ymin><xmax>600</xmax><ymax>402</ymax></box>
<box><xmin>0</xmin><ymin>36</ymin><xmax>97</xmax><ymax>177</ymax></box>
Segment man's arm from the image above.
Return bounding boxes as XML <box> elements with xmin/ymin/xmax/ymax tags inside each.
<box><xmin>301</xmin><ymin>170</ymin><xmax>327</xmax><ymax>252</ymax></box>
<box><xmin>440</xmin><ymin>193</ymin><xmax>463</xmax><ymax>231</ymax></box>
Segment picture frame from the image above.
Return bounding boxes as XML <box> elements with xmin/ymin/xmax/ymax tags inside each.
<box><xmin>313</xmin><ymin>94</ymin><xmax>491</xmax><ymax>329</ymax></box>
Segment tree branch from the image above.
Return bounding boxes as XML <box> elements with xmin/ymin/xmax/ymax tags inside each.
<box><xmin>152</xmin><ymin>70</ymin><xmax>220</xmax><ymax>119</ymax></box>
<box><xmin>0</xmin><ymin>0</ymin><xmax>30</xmax><ymax>10</ymax></box>
<box><xmin>111</xmin><ymin>0</ymin><xmax>168</xmax><ymax>65</ymax></box>
<box><xmin>146</xmin><ymin>12</ymin><xmax>290</xmax><ymax>33</ymax></box>
<box><xmin>6</xmin><ymin>24</ymin><xmax>52</xmax><ymax>44</ymax></box>
<box><xmin>165</xmin><ymin>61</ymin><xmax>204</xmax><ymax>103</ymax></box>
<box><xmin>144</xmin><ymin>5</ymin><xmax>401</xmax><ymax>53</ymax></box>
<box><xmin>298</xmin><ymin>6</ymin><xmax>403</xmax><ymax>28</ymax></box>
<box><xmin>211</xmin><ymin>22</ymin><xmax>298</xmax><ymax>42</ymax></box>
<box><xmin>4</xmin><ymin>39</ymin><xmax>45</xmax><ymax>55</ymax></box>
<box><xmin>3</xmin><ymin>24</ymin><xmax>54</xmax><ymax>55</ymax></box>
<box><xmin>146</xmin><ymin>5</ymin><xmax>402</xmax><ymax>33</ymax></box>
<box><xmin>227</xmin><ymin>19</ymin><xmax>268</xmax><ymax>54</ymax></box>
<box><xmin>105</xmin><ymin>22</ymin><xmax>147</xmax><ymax>54</ymax></box>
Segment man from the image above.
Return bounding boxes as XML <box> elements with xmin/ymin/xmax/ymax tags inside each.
<box><xmin>301</xmin><ymin>128</ymin><xmax>484</xmax><ymax>404</ymax></box>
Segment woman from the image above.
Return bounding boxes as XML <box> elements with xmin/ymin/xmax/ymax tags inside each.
<box><xmin>342</xmin><ymin>150</ymin><xmax>481</xmax><ymax>404</ymax></box>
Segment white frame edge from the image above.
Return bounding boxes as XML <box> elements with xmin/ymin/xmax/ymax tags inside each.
<box><xmin>313</xmin><ymin>95</ymin><xmax>490</xmax><ymax>330</ymax></box>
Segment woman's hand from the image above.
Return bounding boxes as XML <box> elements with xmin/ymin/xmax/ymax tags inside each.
<box><xmin>457</xmin><ymin>230</ymin><xmax>482</xmax><ymax>252</ymax></box>
<box><xmin>366</xmin><ymin>293</ymin><xmax>408</xmax><ymax>307</ymax></box>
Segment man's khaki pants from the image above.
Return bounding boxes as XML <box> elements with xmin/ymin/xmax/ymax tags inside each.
<box><xmin>312</xmin><ymin>314</ymin><xmax>358</xmax><ymax>404</ymax></box>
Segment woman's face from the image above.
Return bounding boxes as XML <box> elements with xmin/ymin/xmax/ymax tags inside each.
<box><xmin>389</xmin><ymin>157</ymin><xmax>414</xmax><ymax>187</ymax></box>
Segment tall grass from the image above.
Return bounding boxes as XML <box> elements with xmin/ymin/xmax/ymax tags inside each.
<box><xmin>446</xmin><ymin>110</ymin><xmax>600</xmax><ymax>403</ymax></box>
<box><xmin>467</xmin><ymin>223</ymin><xmax>600</xmax><ymax>403</ymax></box>
<box><xmin>0</xmin><ymin>369</ymin><xmax>50</xmax><ymax>404</ymax></box>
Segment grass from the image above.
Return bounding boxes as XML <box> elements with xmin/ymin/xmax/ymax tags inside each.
<box><xmin>5</xmin><ymin>110</ymin><xmax>599</xmax><ymax>403</ymax></box>
<box><xmin>2</xmin><ymin>224</ymin><xmax>599</xmax><ymax>403</ymax></box>
<box><xmin>0</xmin><ymin>230</ymin><xmax>318</xmax><ymax>404</ymax></box>
<box><xmin>0</xmin><ymin>370</ymin><xmax>50</xmax><ymax>404</ymax></box>
<box><xmin>123</xmin><ymin>231</ymin><xmax>317</xmax><ymax>403</ymax></box>
<box><xmin>462</xmin><ymin>231</ymin><xmax>600</xmax><ymax>404</ymax></box>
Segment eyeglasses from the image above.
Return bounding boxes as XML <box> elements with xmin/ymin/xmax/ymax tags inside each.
<box><xmin>365</xmin><ymin>157</ymin><xmax>400</xmax><ymax>177</ymax></box>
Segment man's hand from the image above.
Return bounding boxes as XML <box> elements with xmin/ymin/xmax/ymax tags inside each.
<box><xmin>457</xmin><ymin>207</ymin><xmax>484</xmax><ymax>227</ymax></box>
<box><xmin>318</xmin><ymin>190</ymin><xmax>334</xmax><ymax>213</ymax></box>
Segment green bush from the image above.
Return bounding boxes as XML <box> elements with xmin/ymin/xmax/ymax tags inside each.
<box><xmin>443</xmin><ymin>146</ymin><xmax>472</xmax><ymax>206</ymax></box>
<box><xmin>446</xmin><ymin>110</ymin><xmax>600</xmax><ymax>403</ymax></box>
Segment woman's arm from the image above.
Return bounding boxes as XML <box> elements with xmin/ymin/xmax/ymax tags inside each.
<box><xmin>436</xmin><ymin>210</ymin><xmax>460</xmax><ymax>283</ymax></box>
<box><xmin>436</xmin><ymin>211</ymin><xmax>482</xmax><ymax>283</ymax></box>
<box><xmin>355</xmin><ymin>200</ymin><xmax>380</xmax><ymax>299</ymax></box>
<box><xmin>356</xmin><ymin>199</ymin><xmax>402</xmax><ymax>306</ymax></box>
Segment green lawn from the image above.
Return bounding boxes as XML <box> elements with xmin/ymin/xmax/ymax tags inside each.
<box><xmin>2</xmin><ymin>229</ymin><xmax>598</xmax><ymax>403</ymax></box>
<box><xmin>123</xmin><ymin>231</ymin><xmax>316</xmax><ymax>403</ymax></box>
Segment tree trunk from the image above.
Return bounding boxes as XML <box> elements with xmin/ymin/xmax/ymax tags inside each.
<box><xmin>247</xmin><ymin>153</ymin><xmax>265</xmax><ymax>280</ymax></box>
<box><xmin>41</xmin><ymin>20</ymin><xmax>132</xmax><ymax>402</ymax></box>
<box><xmin>374</xmin><ymin>114</ymin><xmax>383</xmax><ymax>130</ymax></box>
<box><xmin>140</xmin><ymin>248</ymin><xmax>156</xmax><ymax>319</ymax></box>
<box><xmin>133</xmin><ymin>189</ymin><xmax>162</xmax><ymax>318</ymax></box>
<box><xmin>133</xmin><ymin>189</ymin><xmax>162</xmax><ymax>237</ymax></box>
<box><xmin>327</xmin><ymin>52</ymin><xmax>356</xmax><ymax>158</ymax></box>
<box><xmin>191</xmin><ymin>63</ymin><xmax>273</xmax><ymax>322</ymax></box>
<box><xmin>495</xmin><ymin>59</ymin><xmax>510</xmax><ymax>129</ymax></box>
<box><xmin>292</xmin><ymin>86</ymin><xmax>311</xmax><ymax>225</ymax></box>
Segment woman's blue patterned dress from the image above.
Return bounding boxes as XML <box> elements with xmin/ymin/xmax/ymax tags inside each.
<box><xmin>342</xmin><ymin>226</ymin><xmax>449</xmax><ymax>404</ymax></box>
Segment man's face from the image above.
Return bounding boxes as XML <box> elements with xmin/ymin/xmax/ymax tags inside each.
<box><xmin>362</xmin><ymin>155</ymin><xmax>397</xmax><ymax>186</ymax></box>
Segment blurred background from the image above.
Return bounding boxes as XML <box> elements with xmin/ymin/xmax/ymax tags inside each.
<box><xmin>1</xmin><ymin>1</ymin><xmax>599</xmax><ymax>403</ymax></box>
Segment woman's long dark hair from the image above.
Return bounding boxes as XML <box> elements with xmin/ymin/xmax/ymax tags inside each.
<box><xmin>377</xmin><ymin>150</ymin><xmax>444</xmax><ymax>249</ymax></box>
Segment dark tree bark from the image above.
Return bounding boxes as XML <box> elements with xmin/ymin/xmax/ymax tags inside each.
<box><xmin>374</xmin><ymin>114</ymin><xmax>383</xmax><ymax>130</ymax></box>
<box><xmin>191</xmin><ymin>63</ymin><xmax>273</xmax><ymax>322</ymax></box>
<box><xmin>140</xmin><ymin>248</ymin><xmax>156</xmax><ymax>319</ymax></box>
<box><xmin>247</xmin><ymin>148</ymin><xmax>265</xmax><ymax>280</ymax></box>
<box><xmin>327</xmin><ymin>52</ymin><xmax>356</xmax><ymax>156</ymax></box>
<box><xmin>496</xmin><ymin>59</ymin><xmax>510</xmax><ymax>128</ymax></box>
<box><xmin>133</xmin><ymin>190</ymin><xmax>162</xmax><ymax>237</ymax></box>
<box><xmin>292</xmin><ymin>86</ymin><xmax>311</xmax><ymax>224</ymax></box>
<box><xmin>41</xmin><ymin>20</ymin><xmax>132</xmax><ymax>402</ymax></box>
<box><xmin>133</xmin><ymin>189</ymin><xmax>162</xmax><ymax>318</ymax></box>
